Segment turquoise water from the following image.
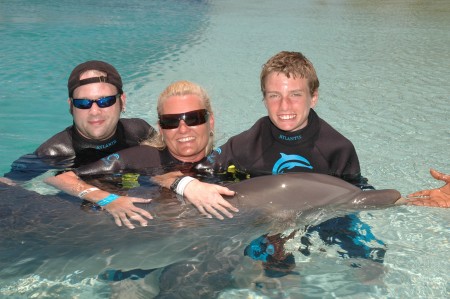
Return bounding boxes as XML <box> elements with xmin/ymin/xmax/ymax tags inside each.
<box><xmin>0</xmin><ymin>0</ymin><xmax>211</xmax><ymax>173</ymax></box>
<box><xmin>0</xmin><ymin>0</ymin><xmax>449</xmax><ymax>298</ymax></box>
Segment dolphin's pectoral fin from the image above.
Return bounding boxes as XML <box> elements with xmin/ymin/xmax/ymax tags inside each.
<box><xmin>394</xmin><ymin>197</ymin><xmax>409</xmax><ymax>205</ymax></box>
<box><xmin>351</xmin><ymin>189</ymin><xmax>401</xmax><ymax>207</ymax></box>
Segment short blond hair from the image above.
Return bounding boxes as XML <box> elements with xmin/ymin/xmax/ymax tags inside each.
<box><xmin>260</xmin><ymin>51</ymin><xmax>319</xmax><ymax>97</ymax></box>
<box><xmin>143</xmin><ymin>81</ymin><xmax>215</xmax><ymax>155</ymax></box>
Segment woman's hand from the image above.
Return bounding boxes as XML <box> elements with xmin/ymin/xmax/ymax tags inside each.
<box><xmin>183</xmin><ymin>179</ymin><xmax>239</xmax><ymax>219</ymax></box>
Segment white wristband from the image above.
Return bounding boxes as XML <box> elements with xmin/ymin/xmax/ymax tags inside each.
<box><xmin>78</xmin><ymin>187</ymin><xmax>100</xmax><ymax>199</ymax></box>
<box><xmin>175</xmin><ymin>176</ymin><xmax>196</xmax><ymax>196</ymax></box>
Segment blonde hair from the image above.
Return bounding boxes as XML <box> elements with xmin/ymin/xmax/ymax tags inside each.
<box><xmin>142</xmin><ymin>81</ymin><xmax>215</xmax><ymax>156</ymax></box>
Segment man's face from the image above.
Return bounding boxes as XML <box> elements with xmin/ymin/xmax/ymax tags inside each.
<box><xmin>263</xmin><ymin>72</ymin><xmax>318</xmax><ymax>132</ymax></box>
<box><xmin>69</xmin><ymin>75</ymin><xmax>125</xmax><ymax>141</ymax></box>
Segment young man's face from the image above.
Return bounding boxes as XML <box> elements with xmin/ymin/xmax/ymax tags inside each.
<box><xmin>263</xmin><ymin>72</ymin><xmax>318</xmax><ymax>132</ymax></box>
<box><xmin>69</xmin><ymin>78</ymin><xmax>125</xmax><ymax>141</ymax></box>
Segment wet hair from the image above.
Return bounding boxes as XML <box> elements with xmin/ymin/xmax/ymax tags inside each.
<box><xmin>143</xmin><ymin>81</ymin><xmax>215</xmax><ymax>155</ymax></box>
<box><xmin>260</xmin><ymin>51</ymin><xmax>320</xmax><ymax>97</ymax></box>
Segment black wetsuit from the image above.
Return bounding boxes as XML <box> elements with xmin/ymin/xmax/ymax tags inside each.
<box><xmin>84</xmin><ymin>110</ymin><xmax>368</xmax><ymax>184</ymax></box>
<box><xmin>71</xmin><ymin>110</ymin><xmax>370</xmax><ymax>187</ymax></box>
<box><xmin>3</xmin><ymin>118</ymin><xmax>156</xmax><ymax>181</ymax></box>
<box><xmin>73</xmin><ymin>145</ymin><xmax>197</xmax><ymax>177</ymax></box>
<box><xmin>199</xmin><ymin>110</ymin><xmax>383</xmax><ymax>275</ymax></box>
<box><xmin>203</xmin><ymin>109</ymin><xmax>382</xmax><ymax>275</ymax></box>
<box><xmin>204</xmin><ymin>109</ymin><xmax>371</xmax><ymax>188</ymax></box>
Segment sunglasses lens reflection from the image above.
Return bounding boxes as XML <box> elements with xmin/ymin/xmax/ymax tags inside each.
<box><xmin>72</xmin><ymin>95</ymin><xmax>117</xmax><ymax>109</ymax></box>
<box><xmin>159</xmin><ymin>109</ymin><xmax>208</xmax><ymax>129</ymax></box>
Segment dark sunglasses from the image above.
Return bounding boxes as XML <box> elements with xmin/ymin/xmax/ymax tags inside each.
<box><xmin>71</xmin><ymin>94</ymin><xmax>118</xmax><ymax>109</ymax></box>
<box><xmin>159</xmin><ymin>109</ymin><xmax>209</xmax><ymax>129</ymax></box>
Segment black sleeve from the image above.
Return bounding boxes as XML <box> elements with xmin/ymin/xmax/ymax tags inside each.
<box><xmin>120</xmin><ymin>118</ymin><xmax>156</xmax><ymax>146</ymax></box>
<box><xmin>3</xmin><ymin>128</ymin><xmax>75</xmax><ymax>182</ymax></box>
<box><xmin>74</xmin><ymin>145</ymin><xmax>162</xmax><ymax>177</ymax></box>
<box><xmin>329</xmin><ymin>145</ymin><xmax>375</xmax><ymax>190</ymax></box>
<box><xmin>315</xmin><ymin>120</ymin><xmax>360</xmax><ymax>177</ymax></box>
<box><xmin>316</xmin><ymin>120</ymin><xmax>374</xmax><ymax>190</ymax></box>
<box><xmin>206</xmin><ymin>140</ymin><xmax>236</xmax><ymax>173</ymax></box>
<box><xmin>351</xmin><ymin>175</ymin><xmax>375</xmax><ymax>190</ymax></box>
<box><xmin>35</xmin><ymin>128</ymin><xmax>76</xmax><ymax>157</ymax></box>
<box><xmin>207</xmin><ymin>135</ymin><xmax>253</xmax><ymax>173</ymax></box>
<box><xmin>3</xmin><ymin>154</ymin><xmax>58</xmax><ymax>182</ymax></box>
<box><xmin>209</xmin><ymin>118</ymin><xmax>267</xmax><ymax>172</ymax></box>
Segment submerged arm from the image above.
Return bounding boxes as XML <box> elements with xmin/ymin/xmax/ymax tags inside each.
<box><xmin>45</xmin><ymin>171</ymin><xmax>153</xmax><ymax>229</ymax></box>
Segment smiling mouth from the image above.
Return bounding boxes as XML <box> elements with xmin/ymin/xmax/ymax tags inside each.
<box><xmin>177</xmin><ymin>136</ymin><xmax>195</xmax><ymax>143</ymax></box>
<box><xmin>278</xmin><ymin>114</ymin><xmax>296</xmax><ymax>120</ymax></box>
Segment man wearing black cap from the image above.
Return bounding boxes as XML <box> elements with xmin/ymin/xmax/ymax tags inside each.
<box><xmin>3</xmin><ymin>61</ymin><xmax>156</xmax><ymax>182</ymax></box>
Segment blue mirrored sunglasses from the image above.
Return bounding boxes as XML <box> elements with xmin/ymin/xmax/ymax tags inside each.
<box><xmin>71</xmin><ymin>94</ymin><xmax>118</xmax><ymax>109</ymax></box>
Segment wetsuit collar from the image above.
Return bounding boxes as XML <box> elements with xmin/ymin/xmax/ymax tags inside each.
<box><xmin>269</xmin><ymin>109</ymin><xmax>320</xmax><ymax>145</ymax></box>
<box><xmin>71</xmin><ymin>122</ymin><xmax>122</xmax><ymax>152</ymax></box>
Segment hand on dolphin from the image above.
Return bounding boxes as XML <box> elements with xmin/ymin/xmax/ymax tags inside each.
<box><xmin>184</xmin><ymin>179</ymin><xmax>238</xmax><ymax>219</ymax></box>
<box><xmin>102</xmin><ymin>196</ymin><xmax>153</xmax><ymax>229</ymax></box>
<box><xmin>407</xmin><ymin>169</ymin><xmax>450</xmax><ymax>208</ymax></box>
<box><xmin>152</xmin><ymin>172</ymin><xmax>239</xmax><ymax>219</ymax></box>
<box><xmin>45</xmin><ymin>171</ymin><xmax>153</xmax><ymax>229</ymax></box>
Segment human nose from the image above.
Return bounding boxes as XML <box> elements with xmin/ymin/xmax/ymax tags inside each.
<box><xmin>177</xmin><ymin>120</ymin><xmax>190</xmax><ymax>132</ymax></box>
<box><xmin>279</xmin><ymin>95</ymin><xmax>291</xmax><ymax>110</ymax></box>
<box><xmin>88</xmin><ymin>102</ymin><xmax>101</xmax><ymax>115</ymax></box>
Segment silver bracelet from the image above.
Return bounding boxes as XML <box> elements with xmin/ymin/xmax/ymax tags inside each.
<box><xmin>170</xmin><ymin>176</ymin><xmax>186</xmax><ymax>192</ymax></box>
<box><xmin>176</xmin><ymin>176</ymin><xmax>196</xmax><ymax>196</ymax></box>
<box><xmin>78</xmin><ymin>187</ymin><xmax>100</xmax><ymax>199</ymax></box>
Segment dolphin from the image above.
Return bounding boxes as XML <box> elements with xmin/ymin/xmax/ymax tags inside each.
<box><xmin>230</xmin><ymin>172</ymin><xmax>400</xmax><ymax>211</ymax></box>
<box><xmin>0</xmin><ymin>173</ymin><xmax>401</xmax><ymax>295</ymax></box>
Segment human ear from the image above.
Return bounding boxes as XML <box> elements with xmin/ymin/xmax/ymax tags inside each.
<box><xmin>120</xmin><ymin>93</ymin><xmax>127</xmax><ymax>112</ymax></box>
<box><xmin>310</xmin><ymin>90</ymin><xmax>319</xmax><ymax>108</ymax></box>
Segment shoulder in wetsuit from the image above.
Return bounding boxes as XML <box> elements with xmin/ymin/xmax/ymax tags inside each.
<box><xmin>73</xmin><ymin>145</ymin><xmax>202</xmax><ymax>178</ymax></box>
<box><xmin>3</xmin><ymin>118</ymin><xmax>156</xmax><ymax>182</ymax></box>
<box><xmin>205</xmin><ymin>109</ymin><xmax>371</xmax><ymax>188</ymax></box>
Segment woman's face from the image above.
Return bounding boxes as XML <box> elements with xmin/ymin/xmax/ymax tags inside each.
<box><xmin>159</xmin><ymin>94</ymin><xmax>214</xmax><ymax>163</ymax></box>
